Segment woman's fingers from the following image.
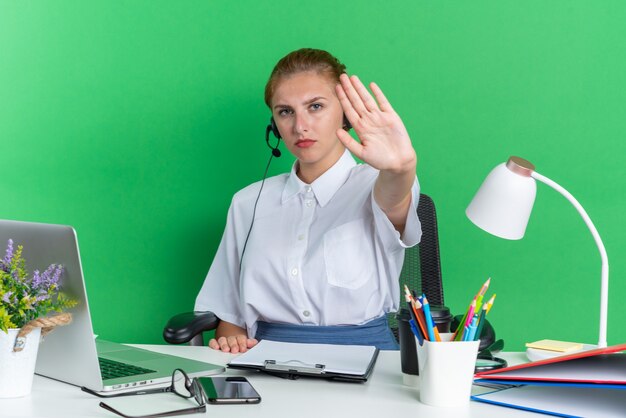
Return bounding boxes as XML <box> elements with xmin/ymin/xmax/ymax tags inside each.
<box><xmin>215</xmin><ymin>337</ymin><xmax>230</xmax><ymax>352</ymax></box>
<box><xmin>338</xmin><ymin>73</ymin><xmax>369</xmax><ymax>116</ymax></box>
<box><xmin>336</xmin><ymin>128</ymin><xmax>363</xmax><ymax>160</ymax></box>
<box><xmin>209</xmin><ymin>335</ymin><xmax>258</xmax><ymax>353</ymax></box>
<box><xmin>349</xmin><ymin>75</ymin><xmax>379</xmax><ymax>112</ymax></box>
<box><xmin>336</xmin><ymin>83</ymin><xmax>360</xmax><ymax>126</ymax></box>
<box><xmin>369</xmin><ymin>82</ymin><xmax>393</xmax><ymax>112</ymax></box>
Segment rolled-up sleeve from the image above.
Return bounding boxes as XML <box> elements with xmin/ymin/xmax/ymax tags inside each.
<box><xmin>370</xmin><ymin>176</ymin><xmax>422</xmax><ymax>252</ymax></box>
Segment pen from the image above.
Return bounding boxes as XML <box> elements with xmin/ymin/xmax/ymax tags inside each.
<box><xmin>409</xmin><ymin>319</ymin><xmax>424</xmax><ymax>345</ymax></box>
<box><xmin>421</xmin><ymin>295</ymin><xmax>436</xmax><ymax>342</ymax></box>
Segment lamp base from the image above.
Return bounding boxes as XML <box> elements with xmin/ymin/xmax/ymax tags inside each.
<box><xmin>526</xmin><ymin>344</ymin><xmax>597</xmax><ymax>362</ymax></box>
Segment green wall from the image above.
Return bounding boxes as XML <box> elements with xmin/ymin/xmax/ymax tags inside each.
<box><xmin>1</xmin><ymin>1</ymin><xmax>624</xmax><ymax>351</ymax></box>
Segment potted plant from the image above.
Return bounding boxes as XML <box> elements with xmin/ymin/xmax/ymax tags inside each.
<box><xmin>0</xmin><ymin>239</ymin><xmax>76</xmax><ymax>398</ymax></box>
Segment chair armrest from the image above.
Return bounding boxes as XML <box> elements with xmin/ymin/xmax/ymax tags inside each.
<box><xmin>163</xmin><ymin>311</ymin><xmax>220</xmax><ymax>345</ymax></box>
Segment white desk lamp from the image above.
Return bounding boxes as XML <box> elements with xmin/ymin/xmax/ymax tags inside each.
<box><xmin>466</xmin><ymin>156</ymin><xmax>609</xmax><ymax>357</ymax></box>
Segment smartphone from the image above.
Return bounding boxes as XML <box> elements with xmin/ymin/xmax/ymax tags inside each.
<box><xmin>198</xmin><ymin>376</ymin><xmax>261</xmax><ymax>404</ymax></box>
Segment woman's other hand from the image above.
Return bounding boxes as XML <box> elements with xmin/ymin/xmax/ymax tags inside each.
<box><xmin>208</xmin><ymin>320</ymin><xmax>258</xmax><ymax>353</ymax></box>
<box><xmin>208</xmin><ymin>335</ymin><xmax>258</xmax><ymax>353</ymax></box>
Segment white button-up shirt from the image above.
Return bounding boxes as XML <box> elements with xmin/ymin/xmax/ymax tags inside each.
<box><xmin>195</xmin><ymin>150</ymin><xmax>422</xmax><ymax>338</ymax></box>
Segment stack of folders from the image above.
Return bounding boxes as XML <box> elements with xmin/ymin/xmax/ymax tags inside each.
<box><xmin>472</xmin><ymin>343</ymin><xmax>626</xmax><ymax>417</ymax></box>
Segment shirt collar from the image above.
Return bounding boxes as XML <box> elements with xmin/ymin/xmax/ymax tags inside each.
<box><xmin>282</xmin><ymin>149</ymin><xmax>357</xmax><ymax>207</ymax></box>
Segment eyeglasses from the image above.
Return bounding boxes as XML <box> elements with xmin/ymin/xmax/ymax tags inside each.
<box><xmin>475</xmin><ymin>338</ymin><xmax>508</xmax><ymax>373</ymax></box>
<box><xmin>81</xmin><ymin>369</ymin><xmax>206</xmax><ymax>418</ymax></box>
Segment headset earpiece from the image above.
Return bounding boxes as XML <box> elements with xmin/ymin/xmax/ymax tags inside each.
<box><xmin>343</xmin><ymin>114</ymin><xmax>352</xmax><ymax>131</ymax></box>
<box><xmin>269</xmin><ymin>117</ymin><xmax>281</xmax><ymax>139</ymax></box>
<box><xmin>265</xmin><ymin>118</ymin><xmax>282</xmax><ymax>157</ymax></box>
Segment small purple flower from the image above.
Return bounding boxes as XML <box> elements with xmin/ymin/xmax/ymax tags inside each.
<box><xmin>51</xmin><ymin>265</ymin><xmax>64</xmax><ymax>286</ymax></box>
<box><xmin>35</xmin><ymin>293</ymin><xmax>50</xmax><ymax>302</ymax></box>
<box><xmin>32</xmin><ymin>270</ymin><xmax>43</xmax><ymax>288</ymax></box>
<box><xmin>3</xmin><ymin>239</ymin><xmax>14</xmax><ymax>266</ymax></box>
<box><xmin>2</xmin><ymin>291</ymin><xmax>13</xmax><ymax>304</ymax></box>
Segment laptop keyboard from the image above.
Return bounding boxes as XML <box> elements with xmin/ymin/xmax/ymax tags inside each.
<box><xmin>98</xmin><ymin>357</ymin><xmax>157</xmax><ymax>380</ymax></box>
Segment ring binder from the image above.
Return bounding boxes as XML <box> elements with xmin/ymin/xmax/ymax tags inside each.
<box><xmin>264</xmin><ymin>360</ymin><xmax>326</xmax><ymax>374</ymax></box>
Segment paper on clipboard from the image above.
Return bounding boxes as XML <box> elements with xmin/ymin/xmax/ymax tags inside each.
<box><xmin>228</xmin><ymin>340</ymin><xmax>378</xmax><ymax>376</ymax></box>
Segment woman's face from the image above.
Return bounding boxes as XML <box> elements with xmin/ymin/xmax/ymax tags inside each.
<box><xmin>270</xmin><ymin>71</ymin><xmax>346</xmax><ymax>180</ymax></box>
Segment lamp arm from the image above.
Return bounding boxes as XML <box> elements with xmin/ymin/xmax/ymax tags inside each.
<box><xmin>531</xmin><ymin>171</ymin><xmax>609</xmax><ymax>348</ymax></box>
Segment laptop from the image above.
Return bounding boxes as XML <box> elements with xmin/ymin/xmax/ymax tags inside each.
<box><xmin>0</xmin><ymin>219</ymin><xmax>224</xmax><ymax>392</ymax></box>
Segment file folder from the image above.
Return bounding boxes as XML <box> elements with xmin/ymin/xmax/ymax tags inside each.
<box><xmin>471</xmin><ymin>343</ymin><xmax>626</xmax><ymax>417</ymax></box>
<box><xmin>227</xmin><ymin>340</ymin><xmax>379</xmax><ymax>382</ymax></box>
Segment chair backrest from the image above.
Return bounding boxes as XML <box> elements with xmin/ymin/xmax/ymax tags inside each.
<box><xmin>387</xmin><ymin>193</ymin><xmax>445</xmax><ymax>332</ymax></box>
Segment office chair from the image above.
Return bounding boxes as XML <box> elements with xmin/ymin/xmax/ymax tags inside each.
<box><xmin>163</xmin><ymin>193</ymin><xmax>445</xmax><ymax>346</ymax></box>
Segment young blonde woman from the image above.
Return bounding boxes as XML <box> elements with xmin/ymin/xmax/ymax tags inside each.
<box><xmin>196</xmin><ymin>48</ymin><xmax>420</xmax><ymax>352</ymax></box>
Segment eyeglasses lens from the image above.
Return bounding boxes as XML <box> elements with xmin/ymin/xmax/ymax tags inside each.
<box><xmin>172</xmin><ymin>370</ymin><xmax>193</xmax><ymax>399</ymax></box>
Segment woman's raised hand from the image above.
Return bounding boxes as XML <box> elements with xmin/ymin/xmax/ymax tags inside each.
<box><xmin>335</xmin><ymin>73</ymin><xmax>416</xmax><ymax>174</ymax></box>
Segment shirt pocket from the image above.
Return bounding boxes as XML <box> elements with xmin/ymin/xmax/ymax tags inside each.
<box><xmin>323</xmin><ymin>218</ymin><xmax>374</xmax><ymax>290</ymax></box>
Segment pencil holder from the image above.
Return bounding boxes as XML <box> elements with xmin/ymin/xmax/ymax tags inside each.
<box><xmin>397</xmin><ymin>306</ymin><xmax>452</xmax><ymax>386</ymax></box>
<box><xmin>415</xmin><ymin>332</ymin><xmax>480</xmax><ymax>407</ymax></box>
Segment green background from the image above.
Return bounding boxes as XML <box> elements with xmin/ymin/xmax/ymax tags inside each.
<box><xmin>1</xmin><ymin>1</ymin><xmax>624</xmax><ymax>351</ymax></box>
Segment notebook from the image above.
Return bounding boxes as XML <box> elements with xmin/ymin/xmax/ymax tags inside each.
<box><xmin>0</xmin><ymin>219</ymin><xmax>224</xmax><ymax>393</ymax></box>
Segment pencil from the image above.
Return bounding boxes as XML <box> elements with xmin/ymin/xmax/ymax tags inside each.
<box><xmin>485</xmin><ymin>294</ymin><xmax>496</xmax><ymax>314</ymax></box>
<box><xmin>454</xmin><ymin>297</ymin><xmax>476</xmax><ymax>341</ymax></box>
<box><xmin>464</xmin><ymin>299</ymin><xmax>476</xmax><ymax>328</ymax></box>
<box><xmin>474</xmin><ymin>303</ymin><xmax>488</xmax><ymax>341</ymax></box>
<box><xmin>411</xmin><ymin>299</ymin><xmax>429</xmax><ymax>341</ymax></box>
<box><xmin>475</xmin><ymin>277</ymin><xmax>491</xmax><ymax>311</ymax></box>
<box><xmin>421</xmin><ymin>295</ymin><xmax>436</xmax><ymax>342</ymax></box>
<box><xmin>467</xmin><ymin>314</ymin><xmax>479</xmax><ymax>341</ymax></box>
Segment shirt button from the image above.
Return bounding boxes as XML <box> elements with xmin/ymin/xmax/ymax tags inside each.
<box><xmin>291</xmin><ymin>268</ymin><xmax>298</xmax><ymax>276</ymax></box>
<box><xmin>298</xmin><ymin>234</ymin><xmax>305</xmax><ymax>241</ymax></box>
<box><xmin>305</xmin><ymin>186</ymin><xmax>312</xmax><ymax>193</ymax></box>
<box><xmin>303</xmin><ymin>310</ymin><xmax>310</xmax><ymax>317</ymax></box>
<box><xmin>305</xmin><ymin>200</ymin><xmax>313</xmax><ymax>207</ymax></box>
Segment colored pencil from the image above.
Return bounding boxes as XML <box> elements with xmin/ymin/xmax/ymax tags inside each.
<box><xmin>485</xmin><ymin>294</ymin><xmax>496</xmax><ymax>314</ymax></box>
<box><xmin>474</xmin><ymin>304</ymin><xmax>488</xmax><ymax>341</ymax></box>
<box><xmin>421</xmin><ymin>295</ymin><xmax>436</xmax><ymax>342</ymax></box>
<box><xmin>475</xmin><ymin>277</ymin><xmax>491</xmax><ymax>310</ymax></box>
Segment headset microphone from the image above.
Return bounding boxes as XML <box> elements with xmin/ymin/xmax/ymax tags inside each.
<box><xmin>265</xmin><ymin>120</ymin><xmax>282</xmax><ymax>158</ymax></box>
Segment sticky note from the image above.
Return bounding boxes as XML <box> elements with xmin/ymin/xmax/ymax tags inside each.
<box><xmin>525</xmin><ymin>339</ymin><xmax>584</xmax><ymax>353</ymax></box>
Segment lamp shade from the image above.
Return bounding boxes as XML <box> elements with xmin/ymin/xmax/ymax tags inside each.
<box><xmin>466</xmin><ymin>162</ymin><xmax>537</xmax><ymax>240</ymax></box>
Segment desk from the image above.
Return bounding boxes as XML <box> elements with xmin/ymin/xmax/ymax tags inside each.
<box><xmin>3</xmin><ymin>345</ymin><xmax>534</xmax><ymax>418</ymax></box>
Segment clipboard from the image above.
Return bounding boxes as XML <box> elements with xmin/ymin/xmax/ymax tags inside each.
<box><xmin>227</xmin><ymin>340</ymin><xmax>380</xmax><ymax>382</ymax></box>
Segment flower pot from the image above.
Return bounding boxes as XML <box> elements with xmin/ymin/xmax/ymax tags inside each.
<box><xmin>0</xmin><ymin>327</ymin><xmax>42</xmax><ymax>398</ymax></box>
